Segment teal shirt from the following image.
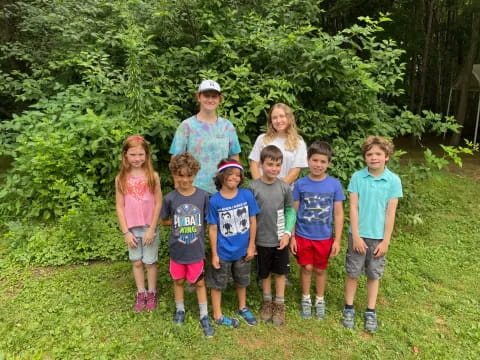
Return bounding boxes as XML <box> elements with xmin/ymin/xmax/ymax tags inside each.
<box><xmin>348</xmin><ymin>167</ymin><xmax>402</xmax><ymax>239</ymax></box>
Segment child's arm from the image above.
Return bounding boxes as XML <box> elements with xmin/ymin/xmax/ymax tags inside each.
<box><xmin>350</xmin><ymin>192</ymin><xmax>368</xmax><ymax>254</ymax></box>
<box><xmin>289</xmin><ymin>200</ymin><xmax>300</xmax><ymax>255</ymax></box>
<box><xmin>330</xmin><ymin>200</ymin><xmax>344</xmax><ymax>257</ymax></box>
<box><xmin>282</xmin><ymin>168</ymin><xmax>301</xmax><ymax>185</ymax></box>
<box><xmin>160</xmin><ymin>218</ymin><xmax>172</xmax><ymax>226</ymax></box>
<box><xmin>249</xmin><ymin>160</ymin><xmax>261</xmax><ymax>180</ymax></box>
<box><xmin>143</xmin><ymin>173</ymin><xmax>162</xmax><ymax>245</ymax></box>
<box><xmin>115</xmin><ymin>177</ymin><xmax>138</xmax><ymax>248</ymax></box>
<box><xmin>246</xmin><ymin>215</ymin><xmax>257</xmax><ymax>261</ymax></box>
<box><xmin>209</xmin><ymin>224</ymin><xmax>220</xmax><ymax>269</ymax></box>
<box><xmin>374</xmin><ymin>198</ymin><xmax>399</xmax><ymax>257</ymax></box>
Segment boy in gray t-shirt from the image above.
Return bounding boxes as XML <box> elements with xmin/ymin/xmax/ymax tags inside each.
<box><xmin>247</xmin><ymin>145</ymin><xmax>295</xmax><ymax>326</ymax></box>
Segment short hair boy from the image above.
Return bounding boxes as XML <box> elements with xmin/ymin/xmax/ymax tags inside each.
<box><xmin>247</xmin><ymin>145</ymin><xmax>295</xmax><ymax>326</ymax></box>
<box><xmin>160</xmin><ymin>152</ymin><xmax>214</xmax><ymax>337</ymax></box>
<box><xmin>342</xmin><ymin>136</ymin><xmax>402</xmax><ymax>332</ymax></box>
<box><xmin>290</xmin><ymin>140</ymin><xmax>345</xmax><ymax>320</ymax></box>
<box><xmin>206</xmin><ymin>158</ymin><xmax>260</xmax><ymax>328</ymax></box>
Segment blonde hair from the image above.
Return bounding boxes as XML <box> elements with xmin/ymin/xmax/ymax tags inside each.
<box><xmin>116</xmin><ymin>136</ymin><xmax>157</xmax><ymax>194</ymax></box>
<box><xmin>362</xmin><ymin>136</ymin><xmax>394</xmax><ymax>160</ymax></box>
<box><xmin>263</xmin><ymin>103</ymin><xmax>301</xmax><ymax>151</ymax></box>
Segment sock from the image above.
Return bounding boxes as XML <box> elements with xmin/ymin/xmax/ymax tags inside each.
<box><xmin>302</xmin><ymin>294</ymin><xmax>311</xmax><ymax>303</ymax></box>
<box><xmin>366</xmin><ymin>308</ymin><xmax>375</xmax><ymax>313</ymax></box>
<box><xmin>275</xmin><ymin>296</ymin><xmax>285</xmax><ymax>303</ymax></box>
<box><xmin>198</xmin><ymin>302</ymin><xmax>208</xmax><ymax>318</ymax></box>
<box><xmin>137</xmin><ymin>289</ymin><xmax>146</xmax><ymax>294</ymax></box>
<box><xmin>315</xmin><ymin>296</ymin><xmax>325</xmax><ymax>305</ymax></box>
<box><xmin>175</xmin><ymin>300</ymin><xmax>185</xmax><ymax>312</ymax></box>
<box><xmin>345</xmin><ymin>304</ymin><xmax>354</xmax><ymax>310</ymax></box>
<box><xmin>147</xmin><ymin>289</ymin><xmax>156</xmax><ymax>294</ymax></box>
<box><xmin>263</xmin><ymin>293</ymin><xmax>272</xmax><ymax>301</ymax></box>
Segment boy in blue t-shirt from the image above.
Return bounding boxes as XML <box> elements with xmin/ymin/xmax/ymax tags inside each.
<box><xmin>206</xmin><ymin>158</ymin><xmax>260</xmax><ymax>328</ymax></box>
<box><xmin>342</xmin><ymin>136</ymin><xmax>403</xmax><ymax>333</ymax></box>
<box><xmin>290</xmin><ymin>140</ymin><xmax>345</xmax><ymax>320</ymax></box>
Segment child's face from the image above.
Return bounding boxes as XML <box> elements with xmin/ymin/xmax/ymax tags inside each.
<box><xmin>308</xmin><ymin>153</ymin><xmax>330</xmax><ymax>179</ymax></box>
<box><xmin>126</xmin><ymin>145</ymin><xmax>146</xmax><ymax>169</ymax></box>
<box><xmin>222</xmin><ymin>168</ymin><xmax>241</xmax><ymax>191</ymax></box>
<box><xmin>364</xmin><ymin>145</ymin><xmax>389</xmax><ymax>172</ymax></box>
<box><xmin>261</xmin><ymin>157</ymin><xmax>282</xmax><ymax>181</ymax></box>
<box><xmin>197</xmin><ymin>91</ymin><xmax>221</xmax><ymax>112</ymax></box>
<box><xmin>173</xmin><ymin>168</ymin><xmax>196</xmax><ymax>192</ymax></box>
<box><xmin>270</xmin><ymin>107</ymin><xmax>289</xmax><ymax>135</ymax></box>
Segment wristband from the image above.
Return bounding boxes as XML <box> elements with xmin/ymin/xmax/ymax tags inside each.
<box><xmin>284</xmin><ymin>231</ymin><xmax>292</xmax><ymax>237</ymax></box>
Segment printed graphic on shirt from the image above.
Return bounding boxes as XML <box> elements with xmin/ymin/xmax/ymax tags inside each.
<box><xmin>126</xmin><ymin>176</ymin><xmax>148</xmax><ymax>200</ymax></box>
<box><xmin>277</xmin><ymin>208</ymin><xmax>285</xmax><ymax>240</ymax></box>
<box><xmin>219</xmin><ymin>203</ymin><xmax>250</xmax><ymax>237</ymax></box>
<box><xmin>174</xmin><ymin>204</ymin><xmax>202</xmax><ymax>245</ymax></box>
<box><xmin>300</xmin><ymin>192</ymin><xmax>333</xmax><ymax>224</ymax></box>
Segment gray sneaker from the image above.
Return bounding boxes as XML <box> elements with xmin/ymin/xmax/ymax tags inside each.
<box><xmin>315</xmin><ymin>300</ymin><xmax>326</xmax><ymax>319</ymax></box>
<box><xmin>300</xmin><ymin>300</ymin><xmax>312</xmax><ymax>319</ymax></box>
<box><xmin>342</xmin><ymin>308</ymin><xmax>355</xmax><ymax>329</ymax></box>
<box><xmin>364</xmin><ymin>312</ymin><xmax>378</xmax><ymax>332</ymax></box>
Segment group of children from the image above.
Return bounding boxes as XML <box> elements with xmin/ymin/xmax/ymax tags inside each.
<box><xmin>115</xmin><ymin>80</ymin><xmax>403</xmax><ymax>338</ymax></box>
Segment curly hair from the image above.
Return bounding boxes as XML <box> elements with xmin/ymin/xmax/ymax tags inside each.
<box><xmin>213</xmin><ymin>158</ymin><xmax>245</xmax><ymax>190</ymax></box>
<box><xmin>361</xmin><ymin>136</ymin><xmax>394</xmax><ymax>160</ymax></box>
<box><xmin>169</xmin><ymin>152</ymin><xmax>201</xmax><ymax>176</ymax></box>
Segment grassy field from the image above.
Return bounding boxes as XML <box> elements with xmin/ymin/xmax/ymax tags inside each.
<box><xmin>1</xmin><ymin>159</ymin><xmax>479</xmax><ymax>359</ymax></box>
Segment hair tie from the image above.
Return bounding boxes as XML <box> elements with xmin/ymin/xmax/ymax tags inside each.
<box><xmin>217</xmin><ymin>161</ymin><xmax>244</xmax><ymax>173</ymax></box>
<box><xmin>127</xmin><ymin>136</ymin><xmax>144</xmax><ymax>142</ymax></box>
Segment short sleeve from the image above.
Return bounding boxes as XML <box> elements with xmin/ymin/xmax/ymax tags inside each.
<box><xmin>206</xmin><ymin>197</ymin><xmax>219</xmax><ymax>225</ymax></box>
<box><xmin>388</xmin><ymin>175</ymin><xmax>403</xmax><ymax>199</ymax></box>
<box><xmin>202</xmin><ymin>192</ymin><xmax>210</xmax><ymax>221</ymax></box>
<box><xmin>248</xmin><ymin>134</ymin><xmax>265</xmax><ymax>162</ymax></box>
<box><xmin>284</xmin><ymin>182</ymin><xmax>294</xmax><ymax>207</ymax></box>
<box><xmin>334</xmin><ymin>179</ymin><xmax>346</xmax><ymax>202</ymax></box>
<box><xmin>227</xmin><ymin>121</ymin><xmax>241</xmax><ymax>156</ymax></box>
<box><xmin>293</xmin><ymin>138</ymin><xmax>308</xmax><ymax>168</ymax></box>
<box><xmin>169</xmin><ymin>121</ymin><xmax>189</xmax><ymax>155</ymax></box>
<box><xmin>347</xmin><ymin>172</ymin><xmax>359</xmax><ymax>193</ymax></box>
<box><xmin>292</xmin><ymin>180</ymin><xmax>301</xmax><ymax>201</ymax></box>
<box><xmin>246</xmin><ymin>189</ymin><xmax>260</xmax><ymax>216</ymax></box>
<box><xmin>160</xmin><ymin>195</ymin><xmax>171</xmax><ymax>219</ymax></box>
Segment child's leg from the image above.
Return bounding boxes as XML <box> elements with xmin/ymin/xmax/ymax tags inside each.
<box><xmin>132</xmin><ymin>260</ymin><xmax>145</xmax><ymax>291</ymax></box>
<box><xmin>262</xmin><ymin>275</ymin><xmax>272</xmax><ymax>297</ymax></box>
<box><xmin>211</xmin><ymin>288</ymin><xmax>222</xmax><ymax>320</ymax></box>
<box><xmin>145</xmin><ymin>263</ymin><xmax>158</xmax><ymax>292</ymax></box>
<box><xmin>344</xmin><ymin>276</ymin><xmax>358</xmax><ymax>305</ymax></box>
<box><xmin>174</xmin><ymin>278</ymin><xmax>185</xmax><ymax>304</ymax></box>
<box><xmin>195</xmin><ymin>277</ymin><xmax>209</xmax><ymax>318</ymax></box>
<box><xmin>314</xmin><ymin>268</ymin><xmax>327</xmax><ymax>297</ymax></box>
<box><xmin>236</xmin><ymin>286</ymin><xmax>247</xmax><ymax>311</ymax></box>
<box><xmin>274</xmin><ymin>274</ymin><xmax>286</xmax><ymax>299</ymax></box>
<box><xmin>366</xmin><ymin>278</ymin><xmax>379</xmax><ymax>309</ymax></box>
<box><xmin>300</xmin><ymin>264</ymin><xmax>313</xmax><ymax>296</ymax></box>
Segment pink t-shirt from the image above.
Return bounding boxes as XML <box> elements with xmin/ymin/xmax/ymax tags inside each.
<box><xmin>124</xmin><ymin>175</ymin><xmax>155</xmax><ymax>229</ymax></box>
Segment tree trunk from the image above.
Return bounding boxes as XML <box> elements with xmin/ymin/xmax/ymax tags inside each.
<box><xmin>450</xmin><ymin>12</ymin><xmax>480</xmax><ymax>145</ymax></box>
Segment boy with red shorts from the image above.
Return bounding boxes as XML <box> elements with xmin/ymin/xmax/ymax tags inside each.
<box><xmin>290</xmin><ymin>140</ymin><xmax>344</xmax><ymax>319</ymax></box>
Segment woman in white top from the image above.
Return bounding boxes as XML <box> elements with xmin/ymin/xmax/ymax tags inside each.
<box><xmin>249</xmin><ymin>103</ymin><xmax>308</xmax><ymax>185</ymax></box>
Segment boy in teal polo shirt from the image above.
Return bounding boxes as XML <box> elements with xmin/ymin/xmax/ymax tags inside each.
<box><xmin>342</xmin><ymin>136</ymin><xmax>402</xmax><ymax>332</ymax></box>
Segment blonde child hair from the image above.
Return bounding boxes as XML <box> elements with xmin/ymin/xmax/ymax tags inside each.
<box><xmin>263</xmin><ymin>103</ymin><xmax>302</xmax><ymax>151</ymax></box>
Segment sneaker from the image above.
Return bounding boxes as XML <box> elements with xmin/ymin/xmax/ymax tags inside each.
<box><xmin>315</xmin><ymin>300</ymin><xmax>326</xmax><ymax>320</ymax></box>
<box><xmin>364</xmin><ymin>311</ymin><xmax>378</xmax><ymax>332</ymax></box>
<box><xmin>199</xmin><ymin>316</ymin><xmax>215</xmax><ymax>337</ymax></box>
<box><xmin>173</xmin><ymin>310</ymin><xmax>186</xmax><ymax>325</ymax></box>
<box><xmin>272</xmin><ymin>302</ymin><xmax>286</xmax><ymax>326</ymax></box>
<box><xmin>342</xmin><ymin>308</ymin><xmax>355</xmax><ymax>329</ymax></box>
<box><xmin>238</xmin><ymin>307</ymin><xmax>258</xmax><ymax>326</ymax></box>
<box><xmin>133</xmin><ymin>291</ymin><xmax>146</xmax><ymax>312</ymax></box>
<box><xmin>260</xmin><ymin>300</ymin><xmax>273</xmax><ymax>322</ymax></box>
<box><xmin>300</xmin><ymin>300</ymin><xmax>312</xmax><ymax>319</ymax></box>
<box><xmin>215</xmin><ymin>314</ymin><xmax>240</xmax><ymax>328</ymax></box>
<box><xmin>145</xmin><ymin>291</ymin><xmax>157</xmax><ymax>311</ymax></box>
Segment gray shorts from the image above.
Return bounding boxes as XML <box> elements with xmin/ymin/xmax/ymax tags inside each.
<box><xmin>345</xmin><ymin>233</ymin><xmax>386</xmax><ymax>280</ymax></box>
<box><xmin>206</xmin><ymin>257</ymin><xmax>251</xmax><ymax>289</ymax></box>
<box><xmin>128</xmin><ymin>226</ymin><xmax>159</xmax><ymax>264</ymax></box>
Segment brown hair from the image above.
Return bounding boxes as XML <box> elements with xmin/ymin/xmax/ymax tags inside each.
<box><xmin>214</xmin><ymin>158</ymin><xmax>245</xmax><ymax>190</ymax></box>
<box><xmin>116</xmin><ymin>136</ymin><xmax>157</xmax><ymax>194</ymax></box>
<box><xmin>169</xmin><ymin>152</ymin><xmax>201</xmax><ymax>176</ymax></box>
<box><xmin>263</xmin><ymin>103</ymin><xmax>302</xmax><ymax>151</ymax></box>
<box><xmin>260</xmin><ymin>145</ymin><xmax>283</xmax><ymax>164</ymax></box>
<box><xmin>308</xmin><ymin>140</ymin><xmax>333</xmax><ymax>161</ymax></box>
<box><xmin>361</xmin><ymin>136</ymin><xmax>394</xmax><ymax>160</ymax></box>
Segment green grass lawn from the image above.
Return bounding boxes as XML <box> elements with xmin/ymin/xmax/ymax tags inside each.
<box><xmin>1</xmin><ymin>168</ymin><xmax>479</xmax><ymax>360</ymax></box>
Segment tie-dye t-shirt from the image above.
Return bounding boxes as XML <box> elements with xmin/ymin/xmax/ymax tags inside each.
<box><xmin>169</xmin><ymin>116</ymin><xmax>241</xmax><ymax>194</ymax></box>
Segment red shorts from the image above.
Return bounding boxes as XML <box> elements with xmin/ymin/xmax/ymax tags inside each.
<box><xmin>169</xmin><ymin>259</ymin><xmax>204</xmax><ymax>284</ymax></box>
<box><xmin>295</xmin><ymin>235</ymin><xmax>333</xmax><ymax>270</ymax></box>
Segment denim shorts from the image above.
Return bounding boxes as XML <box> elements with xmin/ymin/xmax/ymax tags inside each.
<box><xmin>345</xmin><ymin>233</ymin><xmax>386</xmax><ymax>280</ymax></box>
<box><xmin>128</xmin><ymin>226</ymin><xmax>159</xmax><ymax>264</ymax></box>
<box><xmin>206</xmin><ymin>257</ymin><xmax>251</xmax><ymax>289</ymax></box>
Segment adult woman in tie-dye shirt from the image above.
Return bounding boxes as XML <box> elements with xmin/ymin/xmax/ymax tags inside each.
<box><xmin>169</xmin><ymin>80</ymin><xmax>241</xmax><ymax>195</ymax></box>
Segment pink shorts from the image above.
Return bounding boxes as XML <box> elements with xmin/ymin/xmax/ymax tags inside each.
<box><xmin>169</xmin><ymin>259</ymin><xmax>204</xmax><ymax>284</ymax></box>
<box><xmin>295</xmin><ymin>235</ymin><xmax>334</xmax><ymax>270</ymax></box>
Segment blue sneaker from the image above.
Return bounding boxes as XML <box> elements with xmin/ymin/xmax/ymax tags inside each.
<box><xmin>199</xmin><ymin>316</ymin><xmax>215</xmax><ymax>337</ymax></box>
<box><xmin>173</xmin><ymin>310</ymin><xmax>186</xmax><ymax>325</ymax></box>
<box><xmin>342</xmin><ymin>308</ymin><xmax>355</xmax><ymax>329</ymax></box>
<box><xmin>238</xmin><ymin>307</ymin><xmax>258</xmax><ymax>326</ymax></box>
<box><xmin>364</xmin><ymin>311</ymin><xmax>378</xmax><ymax>332</ymax></box>
<box><xmin>215</xmin><ymin>314</ymin><xmax>240</xmax><ymax>328</ymax></box>
<box><xmin>300</xmin><ymin>300</ymin><xmax>312</xmax><ymax>319</ymax></box>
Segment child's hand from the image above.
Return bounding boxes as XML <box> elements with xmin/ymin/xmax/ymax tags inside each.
<box><xmin>330</xmin><ymin>240</ymin><xmax>341</xmax><ymax>257</ymax></box>
<box><xmin>373</xmin><ymin>241</ymin><xmax>389</xmax><ymax>257</ymax></box>
<box><xmin>278</xmin><ymin>234</ymin><xmax>290</xmax><ymax>250</ymax></box>
<box><xmin>289</xmin><ymin>237</ymin><xmax>297</xmax><ymax>255</ymax></box>
<box><xmin>353</xmin><ymin>235</ymin><xmax>367</xmax><ymax>254</ymax></box>
<box><xmin>124</xmin><ymin>232</ymin><xmax>138</xmax><ymax>248</ymax></box>
<box><xmin>212</xmin><ymin>254</ymin><xmax>220</xmax><ymax>269</ymax></box>
<box><xmin>245</xmin><ymin>245</ymin><xmax>256</xmax><ymax>261</ymax></box>
<box><xmin>143</xmin><ymin>227</ymin><xmax>155</xmax><ymax>246</ymax></box>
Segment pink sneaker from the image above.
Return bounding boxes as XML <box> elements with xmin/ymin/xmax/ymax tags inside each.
<box><xmin>145</xmin><ymin>291</ymin><xmax>158</xmax><ymax>311</ymax></box>
<box><xmin>133</xmin><ymin>291</ymin><xmax>146</xmax><ymax>312</ymax></box>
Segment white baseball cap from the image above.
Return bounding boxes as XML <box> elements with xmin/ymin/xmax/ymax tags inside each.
<box><xmin>198</xmin><ymin>79</ymin><xmax>221</xmax><ymax>93</ymax></box>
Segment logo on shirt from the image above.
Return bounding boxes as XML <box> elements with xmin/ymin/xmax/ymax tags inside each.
<box><xmin>300</xmin><ymin>192</ymin><xmax>332</xmax><ymax>224</ymax></box>
<box><xmin>219</xmin><ymin>204</ymin><xmax>250</xmax><ymax>237</ymax></box>
<box><xmin>174</xmin><ymin>204</ymin><xmax>202</xmax><ymax>245</ymax></box>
